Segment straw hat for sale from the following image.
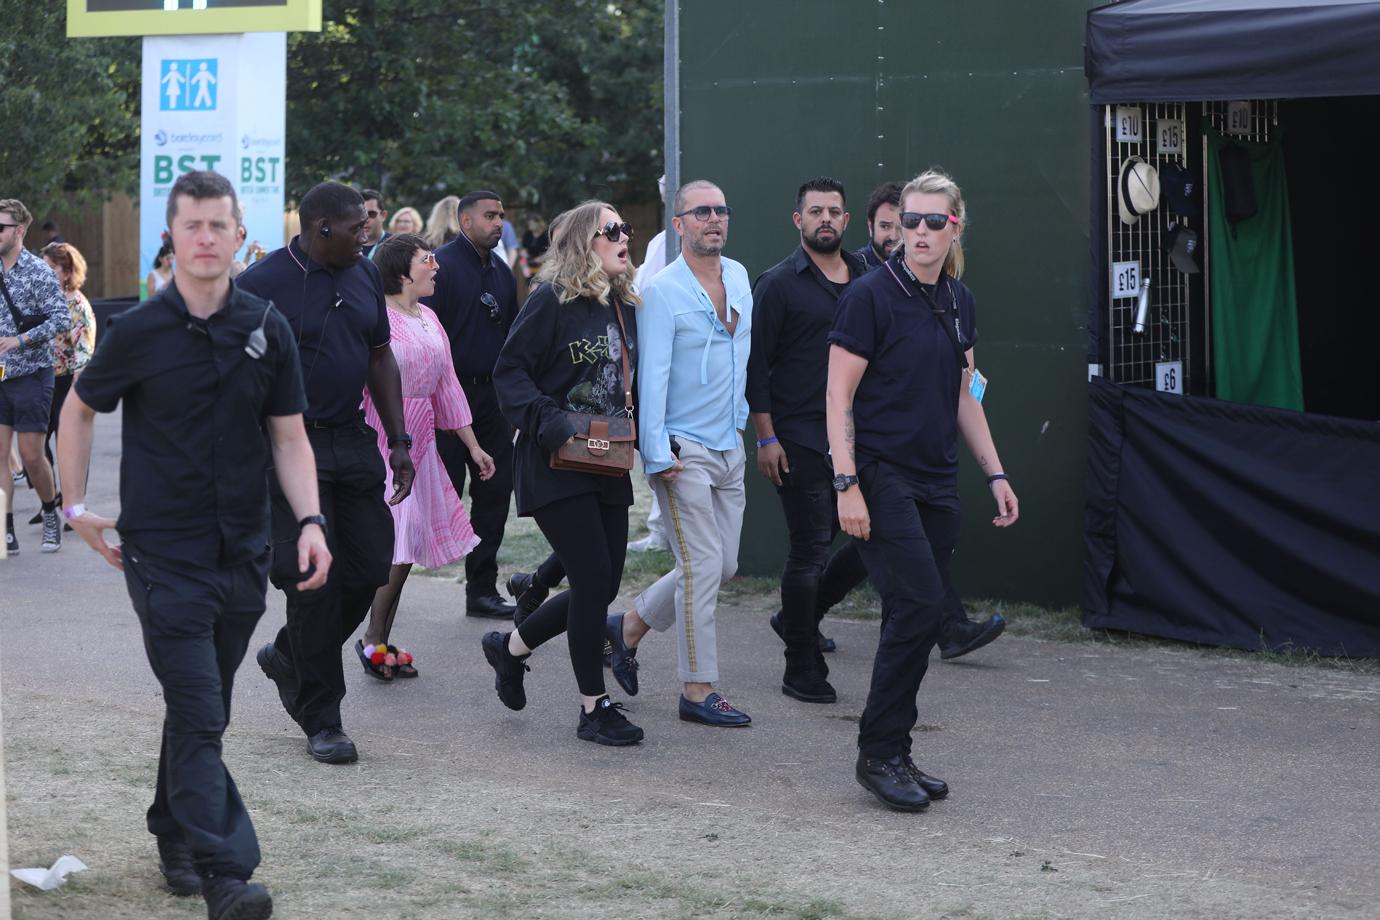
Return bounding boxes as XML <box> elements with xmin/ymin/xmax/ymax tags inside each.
<box><xmin>1118</xmin><ymin>156</ymin><xmax>1161</xmax><ymax>225</ymax></box>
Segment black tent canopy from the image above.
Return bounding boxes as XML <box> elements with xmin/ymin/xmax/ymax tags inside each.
<box><xmin>1086</xmin><ymin>0</ymin><xmax>1380</xmax><ymax>103</ymax></box>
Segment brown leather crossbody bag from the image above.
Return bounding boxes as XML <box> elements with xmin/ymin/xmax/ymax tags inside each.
<box><xmin>549</xmin><ymin>300</ymin><xmax>635</xmax><ymax>477</ymax></box>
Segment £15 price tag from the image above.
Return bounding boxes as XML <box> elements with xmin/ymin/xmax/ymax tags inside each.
<box><xmin>1156</xmin><ymin>118</ymin><xmax>1184</xmax><ymax>155</ymax></box>
<box><xmin>1111</xmin><ymin>260</ymin><xmax>1141</xmax><ymax>300</ymax></box>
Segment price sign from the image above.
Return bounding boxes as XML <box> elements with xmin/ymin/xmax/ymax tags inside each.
<box><xmin>1111</xmin><ymin>260</ymin><xmax>1141</xmax><ymax>301</ymax></box>
<box><xmin>1155</xmin><ymin>360</ymin><xmax>1184</xmax><ymax>395</ymax></box>
<box><xmin>1156</xmin><ymin>118</ymin><xmax>1184</xmax><ymax>155</ymax></box>
<box><xmin>1226</xmin><ymin>101</ymin><xmax>1252</xmax><ymax>136</ymax></box>
<box><xmin>1115</xmin><ymin>106</ymin><xmax>1144</xmax><ymax>144</ymax></box>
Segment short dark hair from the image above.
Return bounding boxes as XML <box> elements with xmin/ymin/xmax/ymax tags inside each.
<box><xmin>299</xmin><ymin>181</ymin><xmax>365</xmax><ymax>233</ymax></box>
<box><xmin>672</xmin><ymin>180</ymin><xmax>720</xmax><ymax>216</ymax></box>
<box><xmin>372</xmin><ymin>233</ymin><xmax>428</xmax><ymax>295</ymax></box>
<box><xmin>866</xmin><ymin>181</ymin><xmax>903</xmax><ymax>224</ymax></box>
<box><xmin>459</xmin><ymin>190</ymin><xmax>502</xmax><ymax>212</ymax></box>
<box><xmin>795</xmin><ymin>176</ymin><xmax>846</xmax><ymax>212</ymax></box>
<box><xmin>41</xmin><ymin>220</ymin><xmax>59</xmax><ymax>233</ymax></box>
<box><xmin>362</xmin><ymin>189</ymin><xmax>384</xmax><ymax>209</ymax></box>
<box><xmin>166</xmin><ymin>170</ymin><xmax>240</xmax><ymax>227</ymax></box>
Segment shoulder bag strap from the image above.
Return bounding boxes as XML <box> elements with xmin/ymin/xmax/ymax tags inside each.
<box><xmin>611</xmin><ymin>299</ymin><xmax>633</xmax><ymax>416</ymax></box>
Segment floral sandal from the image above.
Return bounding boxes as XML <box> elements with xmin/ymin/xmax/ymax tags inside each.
<box><xmin>392</xmin><ymin>646</ymin><xmax>418</xmax><ymax>679</ymax></box>
<box><xmin>356</xmin><ymin>640</ymin><xmax>394</xmax><ymax>682</ymax></box>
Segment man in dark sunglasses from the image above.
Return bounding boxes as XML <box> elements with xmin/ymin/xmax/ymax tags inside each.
<box><xmin>421</xmin><ymin>190</ymin><xmax>520</xmax><ymax>620</ymax></box>
<box><xmin>361</xmin><ymin>188</ymin><xmax>389</xmax><ymax>259</ymax></box>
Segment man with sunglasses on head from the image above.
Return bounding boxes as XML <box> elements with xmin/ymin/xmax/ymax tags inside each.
<box><xmin>603</xmin><ymin>180</ymin><xmax>755</xmax><ymax>727</ymax></box>
<box><xmin>1</xmin><ymin>197</ymin><xmax>69</xmax><ymax>556</ymax></box>
<box><xmin>237</xmin><ymin>180</ymin><xmax>414</xmax><ymax>766</ymax></box>
<box><xmin>421</xmin><ymin>190</ymin><xmax>520</xmax><ymax>620</ymax></box>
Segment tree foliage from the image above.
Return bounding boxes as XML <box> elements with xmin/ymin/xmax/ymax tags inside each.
<box><xmin>0</xmin><ymin>5</ymin><xmax>140</xmax><ymax>208</ymax></box>
<box><xmin>285</xmin><ymin>0</ymin><xmax>663</xmax><ymax>215</ymax></box>
<box><xmin>0</xmin><ymin>2</ymin><xmax>663</xmax><ymax>218</ymax></box>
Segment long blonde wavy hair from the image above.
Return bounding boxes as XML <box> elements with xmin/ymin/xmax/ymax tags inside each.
<box><xmin>537</xmin><ymin>200</ymin><xmax>640</xmax><ymax>307</ymax></box>
<box><xmin>900</xmin><ymin>169</ymin><xmax>967</xmax><ymax>279</ymax></box>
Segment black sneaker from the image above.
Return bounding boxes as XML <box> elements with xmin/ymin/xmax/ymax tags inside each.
<box><xmin>40</xmin><ymin>508</ymin><xmax>61</xmax><ymax>553</ymax></box>
<box><xmin>156</xmin><ymin>833</ymin><xmax>200</xmax><ymax>897</ymax></box>
<box><xmin>901</xmin><ymin>755</ymin><xmax>949</xmax><ymax>800</ymax></box>
<box><xmin>255</xmin><ymin>643</ymin><xmax>300</xmax><ymax>724</ymax></box>
<box><xmin>506</xmin><ymin>572</ymin><xmax>549</xmax><ymax>627</ymax></box>
<box><xmin>576</xmin><ymin>696</ymin><xmax>644</xmax><ymax>746</ymax></box>
<box><xmin>604</xmin><ymin>613</ymin><xmax>639</xmax><ymax>696</ymax></box>
<box><xmin>481</xmin><ymin>631</ymin><xmax>530</xmax><ymax>711</ymax></box>
<box><xmin>769</xmin><ymin>610</ymin><xmax>837</xmax><ymax>653</ymax></box>
<box><xmin>856</xmin><ymin>752</ymin><xmax>929</xmax><ymax>812</ymax></box>
<box><xmin>202</xmin><ymin>875</ymin><xmax>274</xmax><ymax>920</ymax></box>
<box><xmin>4</xmin><ymin>527</ymin><xmax>17</xmax><ymax>556</ymax></box>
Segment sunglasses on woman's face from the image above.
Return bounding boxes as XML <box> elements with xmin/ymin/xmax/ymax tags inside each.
<box><xmin>899</xmin><ymin>212</ymin><xmax>959</xmax><ymax>231</ymax></box>
<box><xmin>594</xmin><ymin>221</ymin><xmax>634</xmax><ymax>243</ymax></box>
<box><xmin>415</xmin><ymin>251</ymin><xmax>437</xmax><ymax>267</ymax></box>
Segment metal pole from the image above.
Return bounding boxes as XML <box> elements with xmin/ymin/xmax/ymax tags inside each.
<box><xmin>663</xmin><ymin>0</ymin><xmax>680</xmax><ymax>259</ymax></box>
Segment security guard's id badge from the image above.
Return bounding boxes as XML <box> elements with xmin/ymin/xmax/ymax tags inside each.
<box><xmin>968</xmin><ymin>368</ymin><xmax>987</xmax><ymax>403</ymax></box>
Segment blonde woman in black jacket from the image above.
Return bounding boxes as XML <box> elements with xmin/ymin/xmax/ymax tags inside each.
<box><xmin>484</xmin><ymin>200</ymin><xmax>644</xmax><ymax>746</ymax></box>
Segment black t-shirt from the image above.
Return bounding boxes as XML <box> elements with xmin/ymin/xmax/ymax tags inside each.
<box><xmin>494</xmin><ymin>283</ymin><xmax>637</xmax><ymax>515</ymax></box>
<box><xmin>74</xmin><ymin>280</ymin><xmax>306</xmax><ymax>565</ymax></box>
<box><xmin>421</xmin><ymin>232</ymin><xmax>518</xmax><ymax>379</ymax></box>
<box><xmin>235</xmin><ymin>237</ymin><xmax>389</xmax><ymax>423</ymax></box>
<box><xmin>827</xmin><ymin>252</ymin><xmax>977</xmax><ymax>481</ymax></box>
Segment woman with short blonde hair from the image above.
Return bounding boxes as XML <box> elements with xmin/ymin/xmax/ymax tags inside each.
<box><xmin>388</xmin><ymin>206</ymin><xmax>423</xmax><ymax>236</ymax></box>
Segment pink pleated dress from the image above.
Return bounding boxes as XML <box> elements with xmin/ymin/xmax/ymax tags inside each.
<box><xmin>363</xmin><ymin>303</ymin><xmax>481</xmax><ymax>567</ymax></box>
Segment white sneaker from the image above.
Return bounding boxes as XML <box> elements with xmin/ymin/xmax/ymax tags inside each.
<box><xmin>626</xmin><ymin>533</ymin><xmax>669</xmax><ymax>553</ymax></box>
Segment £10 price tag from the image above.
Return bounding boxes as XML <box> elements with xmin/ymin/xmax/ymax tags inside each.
<box><xmin>1226</xmin><ymin>101</ymin><xmax>1252</xmax><ymax>136</ymax></box>
<box><xmin>1115</xmin><ymin>106</ymin><xmax>1144</xmax><ymax>144</ymax></box>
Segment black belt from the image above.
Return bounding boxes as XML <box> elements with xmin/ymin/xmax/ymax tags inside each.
<box><xmin>461</xmin><ymin>375</ymin><xmax>493</xmax><ymax>385</ymax></box>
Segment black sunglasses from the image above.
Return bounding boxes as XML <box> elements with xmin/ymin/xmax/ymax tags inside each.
<box><xmin>899</xmin><ymin>211</ymin><xmax>959</xmax><ymax>231</ymax></box>
<box><xmin>594</xmin><ymin>221</ymin><xmax>634</xmax><ymax>244</ymax></box>
<box><xmin>0</xmin><ymin>223</ymin><xmax>19</xmax><ymax>232</ymax></box>
<box><xmin>674</xmin><ymin>205</ymin><xmax>732</xmax><ymax>220</ymax></box>
<box><xmin>481</xmin><ymin>292</ymin><xmax>502</xmax><ymax>324</ymax></box>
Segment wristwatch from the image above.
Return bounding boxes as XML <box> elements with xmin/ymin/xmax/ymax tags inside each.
<box><xmin>298</xmin><ymin>514</ymin><xmax>328</xmax><ymax>531</ymax></box>
<box><xmin>832</xmin><ymin>473</ymin><xmax>860</xmax><ymax>493</ymax></box>
<box><xmin>388</xmin><ymin>433</ymin><xmax>413</xmax><ymax>449</ymax></box>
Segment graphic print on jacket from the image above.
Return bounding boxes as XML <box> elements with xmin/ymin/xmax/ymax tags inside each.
<box><xmin>565</xmin><ymin>320</ymin><xmax>632</xmax><ymax>416</ymax></box>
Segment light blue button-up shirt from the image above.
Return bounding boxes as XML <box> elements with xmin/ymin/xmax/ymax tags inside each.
<box><xmin>636</xmin><ymin>254</ymin><xmax>753</xmax><ymax>475</ymax></box>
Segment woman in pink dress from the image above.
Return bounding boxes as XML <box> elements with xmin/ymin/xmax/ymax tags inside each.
<box><xmin>359</xmin><ymin>233</ymin><xmax>495</xmax><ymax>680</ymax></box>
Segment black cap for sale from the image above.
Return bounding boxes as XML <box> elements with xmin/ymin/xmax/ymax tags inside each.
<box><xmin>1160</xmin><ymin>162</ymin><xmax>1202</xmax><ymax>218</ymax></box>
<box><xmin>1164</xmin><ymin>222</ymin><xmax>1201</xmax><ymax>275</ymax></box>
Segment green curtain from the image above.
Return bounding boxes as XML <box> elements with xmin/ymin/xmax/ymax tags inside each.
<box><xmin>1205</xmin><ymin>121</ymin><xmax>1304</xmax><ymax>411</ymax></box>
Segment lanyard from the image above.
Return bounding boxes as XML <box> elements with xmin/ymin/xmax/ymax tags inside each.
<box><xmin>884</xmin><ymin>256</ymin><xmax>969</xmax><ymax>370</ymax></box>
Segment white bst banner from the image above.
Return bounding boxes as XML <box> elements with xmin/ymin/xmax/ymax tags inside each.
<box><xmin>140</xmin><ymin>32</ymin><xmax>286</xmax><ymax>293</ymax></box>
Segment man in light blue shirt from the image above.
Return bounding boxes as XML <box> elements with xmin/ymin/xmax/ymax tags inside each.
<box><xmin>605</xmin><ymin>180</ymin><xmax>754</xmax><ymax>727</ymax></box>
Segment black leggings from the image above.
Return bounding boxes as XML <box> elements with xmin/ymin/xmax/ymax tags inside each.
<box><xmin>517</xmin><ymin>492</ymin><xmax>629</xmax><ymax>697</ymax></box>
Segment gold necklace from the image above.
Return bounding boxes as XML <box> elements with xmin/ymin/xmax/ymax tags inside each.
<box><xmin>387</xmin><ymin>298</ymin><xmax>430</xmax><ymax>332</ymax></box>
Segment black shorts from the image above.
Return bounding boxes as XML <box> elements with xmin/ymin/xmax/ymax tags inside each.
<box><xmin>0</xmin><ymin>367</ymin><xmax>55</xmax><ymax>433</ymax></box>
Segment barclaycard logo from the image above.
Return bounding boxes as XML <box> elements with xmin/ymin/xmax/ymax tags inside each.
<box><xmin>154</xmin><ymin>130</ymin><xmax>224</xmax><ymax>146</ymax></box>
<box><xmin>241</xmin><ymin>134</ymin><xmax>277</xmax><ymax>150</ymax></box>
<box><xmin>155</xmin><ymin>129</ymin><xmax>169</xmax><ymax>146</ymax></box>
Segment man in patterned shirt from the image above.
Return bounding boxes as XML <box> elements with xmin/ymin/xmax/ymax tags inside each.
<box><xmin>1</xmin><ymin>198</ymin><xmax>70</xmax><ymax>555</ymax></box>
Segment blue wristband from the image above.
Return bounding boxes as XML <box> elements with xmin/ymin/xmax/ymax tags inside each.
<box><xmin>756</xmin><ymin>437</ymin><xmax>779</xmax><ymax>448</ymax></box>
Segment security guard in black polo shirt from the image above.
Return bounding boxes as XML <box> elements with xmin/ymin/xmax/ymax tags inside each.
<box><xmin>60</xmin><ymin>171</ymin><xmax>330</xmax><ymax>919</ymax></box>
<box><xmin>422</xmin><ymin>189</ymin><xmax>520</xmax><ymax>619</ymax></box>
<box><xmin>237</xmin><ymin>181</ymin><xmax>415</xmax><ymax>766</ymax></box>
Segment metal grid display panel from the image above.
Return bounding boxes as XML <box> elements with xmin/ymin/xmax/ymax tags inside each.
<box><xmin>1105</xmin><ymin>103</ymin><xmax>1194</xmax><ymax>390</ymax></box>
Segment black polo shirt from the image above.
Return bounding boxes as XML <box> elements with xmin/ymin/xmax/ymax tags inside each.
<box><xmin>74</xmin><ymin>280</ymin><xmax>306</xmax><ymax>565</ymax></box>
<box><xmin>235</xmin><ymin>237</ymin><xmax>389</xmax><ymax>423</ymax></box>
<box><xmin>747</xmin><ymin>246</ymin><xmax>867</xmax><ymax>455</ymax></box>
<box><xmin>828</xmin><ymin>251</ymin><xmax>977</xmax><ymax>481</ymax></box>
<box><xmin>421</xmin><ymin>231</ymin><xmax>518</xmax><ymax>379</ymax></box>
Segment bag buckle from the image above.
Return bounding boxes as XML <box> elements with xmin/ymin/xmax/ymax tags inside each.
<box><xmin>588</xmin><ymin>438</ymin><xmax>611</xmax><ymax>451</ymax></box>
